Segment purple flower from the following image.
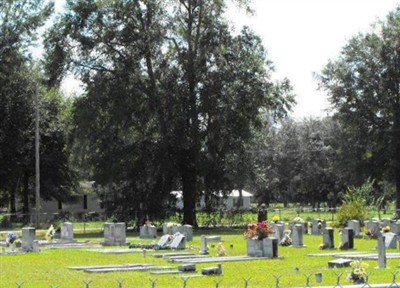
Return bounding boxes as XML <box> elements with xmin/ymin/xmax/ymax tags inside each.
<box><xmin>6</xmin><ymin>231</ymin><xmax>18</xmax><ymax>244</ymax></box>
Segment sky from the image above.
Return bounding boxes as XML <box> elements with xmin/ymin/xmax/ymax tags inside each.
<box><xmin>227</xmin><ymin>0</ymin><xmax>400</xmax><ymax>118</ymax></box>
<box><xmin>57</xmin><ymin>0</ymin><xmax>400</xmax><ymax>119</ymax></box>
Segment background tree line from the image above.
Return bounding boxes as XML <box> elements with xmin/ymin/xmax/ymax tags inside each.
<box><xmin>1</xmin><ymin>0</ymin><xmax>399</xmax><ymax>225</ymax></box>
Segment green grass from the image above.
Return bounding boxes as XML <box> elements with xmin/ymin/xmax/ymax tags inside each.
<box><xmin>1</xmin><ymin>229</ymin><xmax>399</xmax><ymax>287</ymax></box>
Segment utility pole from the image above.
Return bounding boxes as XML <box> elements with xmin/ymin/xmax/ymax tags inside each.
<box><xmin>35</xmin><ymin>84</ymin><xmax>40</xmax><ymax>227</ymax></box>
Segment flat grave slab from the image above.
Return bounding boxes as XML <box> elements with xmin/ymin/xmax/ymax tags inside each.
<box><xmin>69</xmin><ymin>263</ymin><xmax>154</xmax><ymax>270</ymax></box>
<box><xmin>153</xmin><ymin>252</ymin><xmax>196</xmax><ymax>258</ymax></box>
<box><xmin>328</xmin><ymin>258</ymin><xmax>352</xmax><ymax>268</ymax></box>
<box><xmin>84</xmin><ymin>265</ymin><xmax>174</xmax><ymax>273</ymax></box>
<box><xmin>170</xmin><ymin>255</ymin><xmax>282</xmax><ymax>264</ymax></box>
<box><xmin>91</xmin><ymin>248</ymin><xmax>142</xmax><ymax>254</ymax></box>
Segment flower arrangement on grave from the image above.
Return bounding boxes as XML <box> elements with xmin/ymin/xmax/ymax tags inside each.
<box><xmin>216</xmin><ymin>242</ymin><xmax>226</xmax><ymax>256</ymax></box>
<box><xmin>244</xmin><ymin>221</ymin><xmax>274</xmax><ymax>240</ymax></box>
<box><xmin>292</xmin><ymin>216</ymin><xmax>304</xmax><ymax>223</ymax></box>
<box><xmin>280</xmin><ymin>232</ymin><xmax>292</xmax><ymax>246</ymax></box>
<box><xmin>6</xmin><ymin>231</ymin><xmax>18</xmax><ymax>245</ymax></box>
<box><xmin>45</xmin><ymin>225</ymin><xmax>56</xmax><ymax>242</ymax></box>
<box><xmin>348</xmin><ymin>260</ymin><xmax>368</xmax><ymax>284</ymax></box>
<box><xmin>272</xmin><ymin>215</ymin><xmax>280</xmax><ymax>223</ymax></box>
<box><xmin>382</xmin><ymin>226</ymin><xmax>390</xmax><ymax>233</ymax></box>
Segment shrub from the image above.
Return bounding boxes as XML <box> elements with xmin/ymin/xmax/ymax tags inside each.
<box><xmin>335</xmin><ymin>180</ymin><xmax>373</xmax><ymax>228</ymax></box>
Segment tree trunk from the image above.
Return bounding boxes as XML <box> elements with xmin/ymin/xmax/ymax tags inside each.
<box><xmin>182</xmin><ymin>165</ymin><xmax>197</xmax><ymax>226</ymax></box>
<box><xmin>22</xmin><ymin>171</ymin><xmax>30</xmax><ymax>224</ymax></box>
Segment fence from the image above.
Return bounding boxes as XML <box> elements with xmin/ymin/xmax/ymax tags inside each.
<box><xmin>10</xmin><ymin>270</ymin><xmax>400</xmax><ymax>287</ymax></box>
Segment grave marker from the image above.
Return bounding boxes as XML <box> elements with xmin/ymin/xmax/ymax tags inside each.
<box><xmin>22</xmin><ymin>227</ymin><xmax>35</xmax><ymax>252</ymax></box>
<box><xmin>140</xmin><ymin>224</ymin><xmax>157</xmax><ymax>239</ymax></box>
<box><xmin>170</xmin><ymin>233</ymin><xmax>186</xmax><ymax>250</ymax></box>
<box><xmin>273</xmin><ymin>223</ymin><xmax>284</xmax><ymax>242</ymax></box>
<box><xmin>200</xmin><ymin>235</ymin><xmax>222</xmax><ymax>254</ymax></box>
<box><xmin>384</xmin><ymin>232</ymin><xmax>397</xmax><ymax>249</ymax></box>
<box><xmin>347</xmin><ymin>220</ymin><xmax>361</xmax><ymax>238</ymax></box>
<box><xmin>61</xmin><ymin>222</ymin><xmax>74</xmax><ymax>242</ymax></box>
<box><xmin>377</xmin><ymin>233</ymin><xmax>387</xmax><ymax>268</ymax></box>
<box><xmin>312</xmin><ymin>219</ymin><xmax>326</xmax><ymax>235</ymax></box>
<box><xmin>341</xmin><ymin>228</ymin><xmax>354</xmax><ymax>250</ymax></box>
<box><xmin>292</xmin><ymin>224</ymin><xmax>305</xmax><ymax>248</ymax></box>
<box><xmin>390</xmin><ymin>222</ymin><xmax>400</xmax><ymax>236</ymax></box>
<box><xmin>322</xmin><ymin>227</ymin><xmax>335</xmax><ymax>249</ymax></box>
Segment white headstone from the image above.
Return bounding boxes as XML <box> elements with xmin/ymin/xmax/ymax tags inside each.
<box><xmin>170</xmin><ymin>233</ymin><xmax>186</xmax><ymax>250</ymax></box>
<box><xmin>157</xmin><ymin>234</ymin><xmax>171</xmax><ymax>248</ymax></box>
<box><xmin>384</xmin><ymin>232</ymin><xmax>397</xmax><ymax>249</ymax></box>
<box><xmin>22</xmin><ymin>227</ymin><xmax>35</xmax><ymax>252</ymax></box>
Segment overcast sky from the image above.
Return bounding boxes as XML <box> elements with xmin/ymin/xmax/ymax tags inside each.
<box><xmin>227</xmin><ymin>0</ymin><xmax>400</xmax><ymax>118</ymax></box>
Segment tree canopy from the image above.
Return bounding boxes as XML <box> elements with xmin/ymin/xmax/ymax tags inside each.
<box><xmin>44</xmin><ymin>0</ymin><xmax>294</xmax><ymax>224</ymax></box>
<box><xmin>319</xmin><ymin>8</ymin><xmax>400</xmax><ymax>216</ymax></box>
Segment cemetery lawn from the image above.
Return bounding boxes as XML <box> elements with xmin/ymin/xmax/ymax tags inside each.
<box><xmin>1</xmin><ymin>229</ymin><xmax>399</xmax><ymax>287</ymax></box>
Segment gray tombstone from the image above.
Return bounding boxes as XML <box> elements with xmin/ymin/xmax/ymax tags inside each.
<box><xmin>366</xmin><ymin>220</ymin><xmax>380</xmax><ymax>237</ymax></box>
<box><xmin>341</xmin><ymin>227</ymin><xmax>354</xmax><ymax>250</ymax></box>
<box><xmin>181</xmin><ymin>225</ymin><xmax>193</xmax><ymax>242</ymax></box>
<box><xmin>61</xmin><ymin>222</ymin><xmax>74</xmax><ymax>242</ymax></box>
<box><xmin>140</xmin><ymin>224</ymin><xmax>157</xmax><ymax>239</ymax></box>
<box><xmin>104</xmin><ymin>223</ymin><xmax>115</xmax><ymax>245</ymax></box>
<box><xmin>273</xmin><ymin>223</ymin><xmax>285</xmax><ymax>242</ymax></box>
<box><xmin>323</xmin><ymin>227</ymin><xmax>335</xmax><ymax>249</ymax></box>
<box><xmin>390</xmin><ymin>222</ymin><xmax>400</xmax><ymax>235</ymax></box>
<box><xmin>292</xmin><ymin>224</ymin><xmax>304</xmax><ymax>247</ymax></box>
<box><xmin>114</xmin><ymin>222</ymin><xmax>126</xmax><ymax>245</ymax></box>
<box><xmin>170</xmin><ymin>233</ymin><xmax>186</xmax><ymax>250</ymax></box>
<box><xmin>157</xmin><ymin>234</ymin><xmax>171</xmax><ymax>248</ymax></box>
<box><xmin>22</xmin><ymin>227</ymin><xmax>35</xmax><ymax>252</ymax></box>
<box><xmin>262</xmin><ymin>237</ymin><xmax>278</xmax><ymax>258</ymax></box>
<box><xmin>200</xmin><ymin>235</ymin><xmax>222</xmax><ymax>254</ymax></box>
<box><xmin>384</xmin><ymin>232</ymin><xmax>397</xmax><ymax>249</ymax></box>
<box><xmin>347</xmin><ymin>220</ymin><xmax>361</xmax><ymax>238</ymax></box>
<box><xmin>312</xmin><ymin>219</ymin><xmax>326</xmax><ymax>235</ymax></box>
<box><xmin>247</xmin><ymin>239</ymin><xmax>263</xmax><ymax>257</ymax></box>
<box><xmin>377</xmin><ymin>233</ymin><xmax>387</xmax><ymax>268</ymax></box>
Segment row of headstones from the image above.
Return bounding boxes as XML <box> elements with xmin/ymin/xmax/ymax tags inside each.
<box><xmin>271</xmin><ymin>221</ymin><xmax>399</xmax><ymax>250</ymax></box>
<box><xmin>4</xmin><ymin>223</ymin><xmax>74</xmax><ymax>252</ymax></box>
<box><xmin>139</xmin><ymin>223</ymin><xmax>193</xmax><ymax>242</ymax></box>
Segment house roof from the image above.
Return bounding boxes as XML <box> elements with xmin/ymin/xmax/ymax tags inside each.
<box><xmin>171</xmin><ymin>190</ymin><xmax>253</xmax><ymax>198</ymax></box>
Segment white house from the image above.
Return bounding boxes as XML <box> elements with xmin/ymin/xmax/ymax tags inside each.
<box><xmin>172</xmin><ymin>190</ymin><xmax>253</xmax><ymax>210</ymax></box>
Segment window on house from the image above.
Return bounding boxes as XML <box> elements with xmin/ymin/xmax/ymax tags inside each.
<box><xmin>83</xmin><ymin>195</ymin><xmax>88</xmax><ymax>210</ymax></box>
<box><xmin>58</xmin><ymin>200</ymin><xmax>62</xmax><ymax>210</ymax></box>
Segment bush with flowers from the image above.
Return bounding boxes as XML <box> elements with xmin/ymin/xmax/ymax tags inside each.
<box><xmin>244</xmin><ymin>221</ymin><xmax>274</xmax><ymax>240</ymax></box>
<box><xmin>348</xmin><ymin>260</ymin><xmax>368</xmax><ymax>284</ymax></box>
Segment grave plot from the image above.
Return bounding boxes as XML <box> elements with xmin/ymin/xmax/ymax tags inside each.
<box><xmin>70</xmin><ymin>263</ymin><xmax>174</xmax><ymax>273</ymax></box>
